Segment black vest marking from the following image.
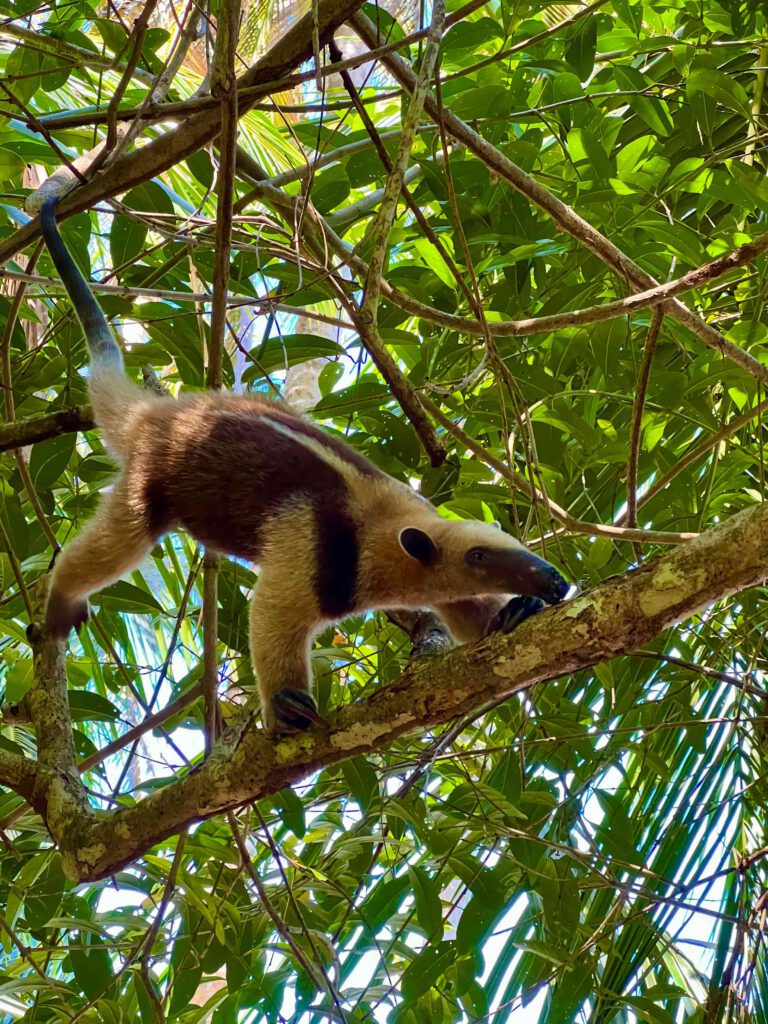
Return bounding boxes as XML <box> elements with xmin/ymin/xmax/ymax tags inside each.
<box><xmin>143</xmin><ymin>477</ymin><xmax>172</xmax><ymax>540</ymax></box>
<box><xmin>314</xmin><ymin>499</ymin><xmax>359</xmax><ymax>619</ymax></box>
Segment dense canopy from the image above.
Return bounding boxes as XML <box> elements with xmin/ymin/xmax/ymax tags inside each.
<box><xmin>0</xmin><ymin>0</ymin><xmax>767</xmax><ymax>1020</ymax></box>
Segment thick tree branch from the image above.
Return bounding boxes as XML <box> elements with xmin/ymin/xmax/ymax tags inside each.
<box><xmin>0</xmin><ymin>751</ymin><xmax>36</xmax><ymax>800</ymax></box>
<box><xmin>48</xmin><ymin>499</ymin><xmax>768</xmax><ymax>882</ymax></box>
<box><xmin>0</xmin><ymin>407</ymin><xmax>93</xmax><ymax>453</ymax></box>
<box><xmin>25</xmin><ymin>617</ymin><xmax>96</xmax><ymax>865</ymax></box>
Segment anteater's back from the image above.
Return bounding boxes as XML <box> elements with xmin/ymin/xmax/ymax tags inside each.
<box><xmin>132</xmin><ymin>394</ymin><xmax>382</xmax><ymax>562</ymax></box>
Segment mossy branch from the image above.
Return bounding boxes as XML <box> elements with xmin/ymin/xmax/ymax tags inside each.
<box><xmin>21</xmin><ymin>498</ymin><xmax>766</xmax><ymax>883</ymax></box>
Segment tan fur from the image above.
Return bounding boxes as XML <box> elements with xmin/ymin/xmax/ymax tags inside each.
<box><xmin>48</xmin><ymin>378</ymin><xmax>565</xmax><ymax>732</ymax></box>
<box><xmin>248</xmin><ymin>505</ymin><xmax>320</xmax><ymax>732</ymax></box>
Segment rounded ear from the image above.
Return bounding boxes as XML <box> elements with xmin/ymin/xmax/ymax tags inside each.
<box><xmin>399</xmin><ymin>527</ymin><xmax>439</xmax><ymax>567</ymax></box>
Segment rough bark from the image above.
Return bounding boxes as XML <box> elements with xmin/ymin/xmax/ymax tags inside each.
<box><xmin>19</xmin><ymin>498</ymin><xmax>767</xmax><ymax>882</ymax></box>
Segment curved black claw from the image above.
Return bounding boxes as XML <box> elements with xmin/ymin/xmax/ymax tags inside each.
<box><xmin>492</xmin><ymin>595</ymin><xmax>546</xmax><ymax>635</ymax></box>
<box><xmin>271</xmin><ymin>689</ymin><xmax>325</xmax><ymax>734</ymax></box>
<box><xmin>410</xmin><ymin>626</ymin><xmax>453</xmax><ymax>661</ymax></box>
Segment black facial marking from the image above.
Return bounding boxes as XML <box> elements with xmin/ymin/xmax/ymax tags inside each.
<box><xmin>315</xmin><ymin>499</ymin><xmax>359</xmax><ymax>618</ymax></box>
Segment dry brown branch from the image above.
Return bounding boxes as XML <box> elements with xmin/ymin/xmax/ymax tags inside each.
<box><xmin>0</xmin><ymin>0</ymin><xmax>368</xmax><ymax>266</ymax></box>
<box><xmin>31</xmin><ymin>0</ymin><xmax>486</xmax><ymax>131</ymax></box>
<box><xmin>340</xmin><ymin>0</ymin><xmax>447</xmax><ymax>465</ymax></box>
<box><xmin>207</xmin><ymin>0</ymin><xmax>240</xmax><ymax>390</ymax></box>
<box><xmin>23</xmin><ymin>496</ymin><xmax>768</xmax><ymax>882</ymax></box>
<box><xmin>626</xmin><ymin>310</ymin><xmax>664</xmax><ymax>560</ymax></box>
<box><xmin>351</xmin><ymin>11</ymin><xmax>768</xmax><ymax>388</ymax></box>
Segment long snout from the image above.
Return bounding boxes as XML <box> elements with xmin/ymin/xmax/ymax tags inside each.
<box><xmin>495</xmin><ymin>548</ymin><xmax>570</xmax><ymax>605</ymax></box>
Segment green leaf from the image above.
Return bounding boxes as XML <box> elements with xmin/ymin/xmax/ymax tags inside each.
<box><xmin>408</xmin><ymin>866</ymin><xmax>443</xmax><ymax>941</ymax></box>
<box><xmin>68</xmin><ymin>690</ymin><xmax>120</xmax><ymax>722</ymax></box>
<box><xmin>24</xmin><ymin>852</ymin><xmax>67</xmax><ymax>929</ymax></box>
<box><xmin>686</xmin><ymin>68</ymin><xmax>750</xmax><ymax>116</ymax></box>
<box><xmin>564</xmin><ymin>17</ymin><xmax>597</xmax><ymax>80</ymax></box>
<box><xmin>96</xmin><ymin>581</ymin><xmax>164</xmax><ymax>614</ymax></box>
<box><xmin>340</xmin><ymin>756</ymin><xmax>380</xmax><ymax>812</ymax></box>
<box><xmin>247</xmin><ymin>334</ymin><xmax>344</xmax><ymax>377</ymax></box>
<box><xmin>29</xmin><ymin>433</ymin><xmax>76</xmax><ymax>492</ymax></box>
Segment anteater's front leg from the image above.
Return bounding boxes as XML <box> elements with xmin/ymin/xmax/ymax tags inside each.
<box><xmin>249</xmin><ymin>509</ymin><xmax>325</xmax><ymax>734</ymax></box>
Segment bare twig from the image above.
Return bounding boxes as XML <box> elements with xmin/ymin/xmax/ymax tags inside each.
<box><xmin>151</xmin><ymin>0</ymin><xmax>205</xmax><ymax>102</ymax></box>
<box><xmin>202</xmin><ymin>552</ymin><xmax>221</xmax><ymax>754</ymax></box>
<box><xmin>98</xmin><ymin>0</ymin><xmax>161</xmax><ymax>165</ymax></box>
<box><xmin>207</xmin><ymin>0</ymin><xmax>240</xmax><ymax>389</ymax></box>
<box><xmin>0</xmin><ymin>519</ymin><xmax>33</xmax><ymax>621</ymax></box>
<box><xmin>626</xmin><ymin>309</ymin><xmax>664</xmax><ymax>561</ymax></box>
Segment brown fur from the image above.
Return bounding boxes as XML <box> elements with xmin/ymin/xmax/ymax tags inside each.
<box><xmin>48</xmin><ymin>367</ymin><xmax>568</xmax><ymax>732</ymax></box>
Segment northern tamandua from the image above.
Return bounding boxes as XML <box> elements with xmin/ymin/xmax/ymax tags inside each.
<box><xmin>38</xmin><ymin>196</ymin><xmax>570</xmax><ymax>733</ymax></box>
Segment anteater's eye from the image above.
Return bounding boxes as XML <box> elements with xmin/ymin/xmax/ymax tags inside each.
<box><xmin>467</xmin><ymin>547</ymin><xmax>487</xmax><ymax>564</ymax></box>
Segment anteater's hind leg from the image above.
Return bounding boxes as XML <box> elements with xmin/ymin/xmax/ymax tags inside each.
<box><xmin>46</xmin><ymin>481</ymin><xmax>155</xmax><ymax>637</ymax></box>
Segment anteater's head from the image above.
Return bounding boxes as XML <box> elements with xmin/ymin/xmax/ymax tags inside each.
<box><xmin>398</xmin><ymin>517</ymin><xmax>569</xmax><ymax>605</ymax></box>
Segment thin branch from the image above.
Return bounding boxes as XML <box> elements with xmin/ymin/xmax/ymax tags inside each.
<box><xmin>1</xmin><ymin>243</ymin><xmax>59</xmax><ymax>552</ymax></box>
<box><xmin>31</xmin><ymin>0</ymin><xmax>486</xmax><ymax>131</ymax></box>
<box><xmin>151</xmin><ymin>0</ymin><xmax>205</xmax><ymax>103</ymax></box>
<box><xmin>626</xmin><ymin>309</ymin><xmax>664</xmax><ymax>561</ymax></box>
<box><xmin>0</xmin><ymin>518</ymin><xmax>33</xmax><ymax>621</ymax></box>
<box><xmin>0</xmin><ymin>0</ymin><xmax>369</xmax><ymax>265</ymax></box>
<box><xmin>207</xmin><ymin>0</ymin><xmax>240</xmax><ymax>390</ymax></box>
<box><xmin>422</xmin><ymin>396</ymin><xmax>697</xmax><ymax>545</ymax></box>
<box><xmin>449</xmin><ymin>0</ymin><xmax>611</xmax><ymax>82</ymax></box>
<box><xmin>227</xmin><ymin>811</ymin><xmax>328</xmax><ymax>991</ymax></box>
<box><xmin>79</xmin><ymin>684</ymin><xmax>204</xmax><ymax>773</ymax></box>
<box><xmin>351</xmin><ymin>0</ymin><xmax>446</xmax><ymax>465</ymax></box>
<box><xmin>0</xmin><ymin>270</ymin><xmax>353</xmax><ymax>330</ymax></box>
<box><xmin>202</xmin><ymin>552</ymin><xmax>220</xmax><ymax>755</ymax></box>
<box><xmin>351</xmin><ymin>10</ymin><xmax>768</xmax><ymax>388</ymax></box>
<box><xmin>0</xmin><ymin>22</ymin><xmax>155</xmax><ymax>85</ymax></box>
<box><xmin>360</xmin><ymin>0</ymin><xmax>444</xmax><ymax>315</ymax></box>
<box><xmin>614</xmin><ymin>395</ymin><xmax>768</xmax><ymax>526</ymax></box>
<box><xmin>100</xmin><ymin>0</ymin><xmax>161</xmax><ymax>164</ymax></box>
